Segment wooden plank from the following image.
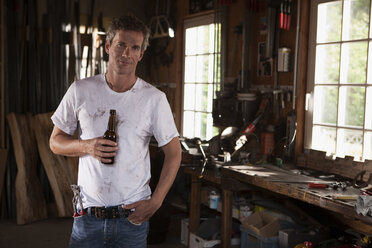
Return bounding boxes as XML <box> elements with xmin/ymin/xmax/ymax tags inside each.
<box><xmin>59</xmin><ymin>156</ymin><xmax>78</xmax><ymax>185</ymax></box>
<box><xmin>6</xmin><ymin>113</ymin><xmax>48</xmax><ymax>224</ymax></box>
<box><xmin>299</xmin><ymin>150</ymin><xmax>366</xmax><ymax>180</ymax></box>
<box><xmin>0</xmin><ymin>148</ymin><xmax>7</xmax><ymax>198</ymax></box>
<box><xmin>32</xmin><ymin>112</ymin><xmax>74</xmax><ymax>217</ymax></box>
<box><xmin>363</xmin><ymin>160</ymin><xmax>372</xmax><ymax>182</ymax></box>
<box><xmin>1</xmin><ymin>0</ymin><xmax>5</xmax><ymax>148</ymax></box>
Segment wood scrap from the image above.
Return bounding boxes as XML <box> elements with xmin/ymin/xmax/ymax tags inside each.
<box><xmin>32</xmin><ymin>112</ymin><xmax>75</xmax><ymax>217</ymax></box>
<box><xmin>298</xmin><ymin>150</ymin><xmax>367</xmax><ymax>180</ymax></box>
<box><xmin>6</xmin><ymin>113</ymin><xmax>47</xmax><ymax>224</ymax></box>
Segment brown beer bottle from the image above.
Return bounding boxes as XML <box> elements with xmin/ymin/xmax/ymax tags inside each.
<box><xmin>103</xmin><ymin>109</ymin><xmax>117</xmax><ymax>164</ymax></box>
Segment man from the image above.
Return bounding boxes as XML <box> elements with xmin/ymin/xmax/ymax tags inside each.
<box><xmin>49</xmin><ymin>14</ymin><xmax>181</xmax><ymax>248</ymax></box>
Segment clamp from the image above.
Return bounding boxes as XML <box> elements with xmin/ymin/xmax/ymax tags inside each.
<box><xmin>352</xmin><ymin>170</ymin><xmax>372</xmax><ymax>188</ymax></box>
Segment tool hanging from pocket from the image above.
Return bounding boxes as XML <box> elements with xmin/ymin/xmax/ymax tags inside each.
<box><xmin>71</xmin><ymin>184</ymin><xmax>86</xmax><ymax>217</ymax></box>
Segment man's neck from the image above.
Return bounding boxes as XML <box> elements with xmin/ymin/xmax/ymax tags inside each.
<box><xmin>105</xmin><ymin>72</ymin><xmax>137</xmax><ymax>93</ymax></box>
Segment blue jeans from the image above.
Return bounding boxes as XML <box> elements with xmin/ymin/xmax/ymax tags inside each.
<box><xmin>69</xmin><ymin>207</ymin><xmax>149</xmax><ymax>248</ymax></box>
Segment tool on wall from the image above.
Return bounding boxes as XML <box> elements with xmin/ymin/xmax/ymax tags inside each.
<box><xmin>242</xmin><ymin>97</ymin><xmax>269</xmax><ymax>135</ymax></box>
<box><xmin>279</xmin><ymin>0</ymin><xmax>292</xmax><ymax>30</ymax></box>
<box><xmin>265</xmin><ymin>0</ymin><xmax>281</xmax><ymax>59</ymax></box>
<box><xmin>149</xmin><ymin>15</ymin><xmax>173</xmax><ymax>39</ymax></box>
<box><xmin>149</xmin><ymin>0</ymin><xmax>174</xmax><ymax>39</ymax></box>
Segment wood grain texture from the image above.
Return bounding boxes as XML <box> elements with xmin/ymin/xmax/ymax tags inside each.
<box><xmin>6</xmin><ymin>113</ymin><xmax>47</xmax><ymax>224</ymax></box>
<box><xmin>32</xmin><ymin>112</ymin><xmax>76</xmax><ymax>217</ymax></box>
<box><xmin>0</xmin><ymin>148</ymin><xmax>7</xmax><ymax>200</ymax></box>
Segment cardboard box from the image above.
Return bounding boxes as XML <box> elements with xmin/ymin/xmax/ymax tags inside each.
<box><xmin>241</xmin><ymin>212</ymin><xmax>280</xmax><ymax>237</ymax></box>
<box><xmin>189</xmin><ymin>232</ymin><xmax>240</xmax><ymax>248</ymax></box>
<box><xmin>189</xmin><ymin>232</ymin><xmax>221</xmax><ymax>248</ymax></box>
<box><xmin>278</xmin><ymin>229</ymin><xmax>329</xmax><ymax>248</ymax></box>
<box><xmin>240</xmin><ymin>225</ymin><xmax>279</xmax><ymax>248</ymax></box>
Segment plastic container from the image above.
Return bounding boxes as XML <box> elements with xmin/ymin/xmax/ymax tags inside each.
<box><xmin>209</xmin><ymin>191</ymin><xmax>220</xmax><ymax>209</ymax></box>
<box><xmin>240</xmin><ymin>225</ymin><xmax>279</xmax><ymax>248</ymax></box>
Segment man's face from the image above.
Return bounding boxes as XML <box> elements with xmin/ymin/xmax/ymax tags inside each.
<box><xmin>105</xmin><ymin>29</ymin><xmax>144</xmax><ymax>76</ymax></box>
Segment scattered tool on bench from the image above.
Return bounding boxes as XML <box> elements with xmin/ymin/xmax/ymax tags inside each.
<box><xmin>196</xmin><ymin>139</ymin><xmax>208</xmax><ymax>179</ymax></box>
<box><xmin>308</xmin><ymin>182</ymin><xmax>348</xmax><ymax>190</ymax></box>
<box><xmin>352</xmin><ymin>170</ymin><xmax>372</xmax><ymax>188</ymax></box>
<box><xmin>330</xmin><ymin>195</ymin><xmax>358</xmax><ymax>201</ymax></box>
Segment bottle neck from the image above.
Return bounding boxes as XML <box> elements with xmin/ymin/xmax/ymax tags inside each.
<box><xmin>108</xmin><ymin>115</ymin><xmax>116</xmax><ymax>132</ymax></box>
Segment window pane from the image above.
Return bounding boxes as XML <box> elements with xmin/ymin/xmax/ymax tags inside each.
<box><xmin>184</xmin><ymin>56</ymin><xmax>196</xmax><ymax>83</ymax></box>
<box><xmin>336</xmin><ymin>128</ymin><xmax>363</xmax><ymax>159</ymax></box>
<box><xmin>206</xmin><ymin>113</ymin><xmax>214</xmax><ymax>141</ymax></box>
<box><xmin>315</xmin><ymin>44</ymin><xmax>340</xmax><ymax>84</ymax></box>
<box><xmin>196</xmin><ymin>55</ymin><xmax>209</xmax><ymax>83</ymax></box>
<box><xmin>364</xmin><ymin>131</ymin><xmax>372</xmax><ymax>159</ymax></box>
<box><xmin>207</xmin><ymin>84</ymin><xmax>214</xmax><ymax>112</ymax></box>
<box><xmin>197</xmin><ymin>25</ymin><xmax>210</xmax><ymax>54</ymax></box>
<box><xmin>367</xmin><ymin>41</ymin><xmax>372</xmax><ymax>84</ymax></box>
<box><xmin>195</xmin><ymin>84</ymin><xmax>208</xmax><ymax>112</ymax></box>
<box><xmin>185</xmin><ymin>27</ymin><xmax>197</xmax><ymax>55</ymax></box>
<box><xmin>312</xmin><ymin>126</ymin><xmax>336</xmax><ymax>154</ymax></box>
<box><xmin>340</xmin><ymin>42</ymin><xmax>367</xmax><ymax>84</ymax></box>
<box><xmin>183</xmin><ymin>84</ymin><xmax>195</xmax><ymax>110</ymax></box>
<box><xmin>183</xmin><ymin>111</ymin><xmax>194</xmax><ymax>138</ymax></box>
<box><xmin>195</xmin><ymin>112</ymin><xmax>207</xmax><ymax>140</ymax></box>
<box><xmin>366</xmin><ymin>86</ymin><xmax>372</xmax><ymax>129</ymax></box>
<box><xmin>314</xmin><ymin>86</ymin><xmax>338</xmax><ymax>125</ymax></box>
<box><xmin>214</xmin><ymin>53</ymin><xmax>221</xmax><ymax>92</ymax></box>
<box><xmin>317</xmin><ymin>1</ymin><xmax>342</xmax><ymax>43</ymax></box>
<box><xmin>342</xmin><ymin>0</ymin><xmax>370</xmax><ymax>41</ymax></box>
<box><xmin>338</xmin><ymin>86</ymin><xmax>365</xmax><ymax>127</ymax></box>
<box><xmin>208</xmin><ymin>54</ymin><xmax>215</xmax><ymax>83</ymax></box>
<box><xmin>209</xmin><ymin>24</ymin><xmax>216</xmax><ymax>53</ymax></box>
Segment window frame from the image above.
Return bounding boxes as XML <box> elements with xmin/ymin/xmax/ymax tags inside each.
<box><xmin>181</xmin><ymin>13</ymin><xmax>221</xmax><ymax>140</ymax></box>
<box><xmin>305</xmin><ymin>0</ymin><xmax>372</xmax><ymax>160</ymax></box>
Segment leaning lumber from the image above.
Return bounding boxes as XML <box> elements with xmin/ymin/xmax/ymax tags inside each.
<box><xmin>0</xmin><ymin>148</ymin><xmax>8</xmax><ymax>200</ymax></box>
<box><xmin>6</xmin><ymin>113</ymin><xmax>48</xmax><ymax>224</ymax></box>
<box><xmin>32</xmin><ymin>112</ymin><xmax>75</xmax><ymax>217</ymax></box>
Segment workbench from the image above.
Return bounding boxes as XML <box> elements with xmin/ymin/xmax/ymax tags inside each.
<box><xmin>183</xmin><ymin>163</ymin><xmax>372</xmax><ymax>248</ymax></box>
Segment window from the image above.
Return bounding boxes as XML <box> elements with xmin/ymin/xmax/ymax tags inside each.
<box><xmin>306</xmin><ymin>0</ymin><xmax>372</xmax><ymax>160</ymax></box>
<box><xmin>182</xmin><ymin>14</ymin><xmax>221</xmax><ymax>141</ymax></box>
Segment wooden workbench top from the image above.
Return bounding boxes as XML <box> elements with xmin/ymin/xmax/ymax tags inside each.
<box><xmin>221</xmin><ymin>164</ymin><xmax>372</xmax><ymax>226</ymax></box>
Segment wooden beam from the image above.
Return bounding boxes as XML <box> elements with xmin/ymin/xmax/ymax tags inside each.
<box><xmin>295</xmin><ymin>0</ymin><xmax>310</xmax><ymax>157</ymax></box>
<box><xmin>6</xmin><ymin>113</ymin><xmax>48</xmax><ymax>224</ymax></box>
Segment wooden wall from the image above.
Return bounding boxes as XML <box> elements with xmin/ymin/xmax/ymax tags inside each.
<box><xmin>149</xmin><ymin>0</ymin><xmax>308</xmax><ymax>157</ymax></box>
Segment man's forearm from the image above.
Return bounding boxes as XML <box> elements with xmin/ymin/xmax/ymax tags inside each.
<box><xmin>50</xmin><ymin>130</ymin><xmax>87</xmax><ymax>157</ymax></box>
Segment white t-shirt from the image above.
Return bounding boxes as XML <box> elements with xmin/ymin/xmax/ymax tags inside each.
<box><xmin>51</xmin><ymin>74</ymin><xmax>179</xmax><ymax>208</ymax></box>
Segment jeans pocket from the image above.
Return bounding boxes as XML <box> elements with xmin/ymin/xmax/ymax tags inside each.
<box><xmin>127</xmin><ymin>218</ymin><xmax>142</xmax><ymax>226</ymax></box>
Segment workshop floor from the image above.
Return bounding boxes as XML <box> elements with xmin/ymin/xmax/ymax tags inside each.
<box><xmin>0</xmin><ymin>214</ymin><xmax>187</xmax><ymax>248</ymax></box>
